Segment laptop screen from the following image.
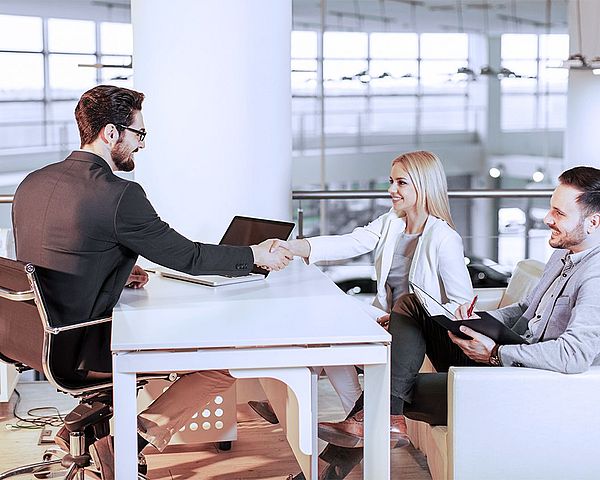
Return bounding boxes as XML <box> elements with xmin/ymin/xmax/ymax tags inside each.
<box><xmin>219</xmin><ymin>216</ymin><xmax>295</xmax><ymax>275</ymax></box>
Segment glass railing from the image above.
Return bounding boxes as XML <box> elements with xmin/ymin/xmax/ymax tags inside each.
<box><xmin>0</xmin><ymin>189</ymin><xmax>555</xmax><ymax>286</ymax></box>
<box><xmin>0</xmin><ymin>106</ymin><xmax>482</xmax><ymax>152</ymax></box>
<box><xmin>0</xmin><ymin>120</ymin><xmax>77</xmax><ymax>151</ymax></box>
<box><xmin>292</xmin><ymin>105</ymin><xmax>484</xmax><ymax>151</ymax></box>
<box><xmin>292</xmin><ymin>188</ymin><xmax>554</xmax><ymax>289</ymax></box>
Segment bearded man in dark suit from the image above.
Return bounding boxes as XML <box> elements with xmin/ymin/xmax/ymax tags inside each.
<box><xmin>12</xmin><ymin>85</ymin><xmax>292</xmax><ymax>479</ymax></box>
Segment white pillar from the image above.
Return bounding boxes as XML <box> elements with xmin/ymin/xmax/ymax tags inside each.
<box><xmin>130</xmin><ymin>0</ymin><xmax>292</xmax><ymax>242</ymax></box>
<box><xmin>564</xmin><ymin>0</ymin><xmax>600</xmax><ymax>169</ymax></box>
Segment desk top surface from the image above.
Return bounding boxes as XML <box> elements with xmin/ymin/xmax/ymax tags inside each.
<box><xmin>111</xmin><ymin>260</ymin><xmax>390</xmax><ymax>352</ymax></box>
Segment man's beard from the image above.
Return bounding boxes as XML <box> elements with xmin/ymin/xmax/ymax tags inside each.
<box><xmin>111</xmin><ymin>140</ymin><xmax>135</xmax><ymax>172</ymax></box>
<box><xmin>549</xmin><ymin>219</ymin><xmax>586</xmax><ymax>250</ymax></box>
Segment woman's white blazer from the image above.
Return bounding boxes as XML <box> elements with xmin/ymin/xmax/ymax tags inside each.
<box><xmin>306</xmin><ymin>210</ymin><xmax>474</xmax><ymax>316</ymax></box>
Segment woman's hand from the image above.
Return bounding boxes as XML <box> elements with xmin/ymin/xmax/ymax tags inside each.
<box><xmin>125</xmin><ymin>265</ymin><xmax>149</xmax><ymax>289</ymax></box>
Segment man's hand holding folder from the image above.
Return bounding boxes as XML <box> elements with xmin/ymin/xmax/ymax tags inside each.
<box><xmin>448</xmin><ymin>323</ymin><xmax>497</xmax><ymax>363</ymax></box>
<box><xmin>449</xmin><ymin>297</ymin><xmax>497</xmax><ymax>364</ymax></box>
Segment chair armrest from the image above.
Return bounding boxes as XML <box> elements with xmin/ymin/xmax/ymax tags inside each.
<box><xmin>0</xmin><ymin>285</ymin><xmax>34</xmax><ymax>301</ymax></box>
<box><xmin>448</xmin><ymin>366</ymin><xmax>600</xmax><ymax>480</ymax></box>
<box><xmin>472</xmin><ymin>287</ymin><xmax>504</xmax><ymax>311</ymax></box>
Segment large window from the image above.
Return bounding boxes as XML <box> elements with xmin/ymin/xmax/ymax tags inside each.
<box><xmin>501</xmin><ymin>33</ymin><xmax>569</xmax><ymax>131</ymax></box>
<box><xmin>291</xmin><ymin>30</ymin><xmax>474</xmax><ymax>142</ymax></box>
<box><xmin>99</xmin><ymin>22</ymin><xmax>134</xmax><ymax>88</ymax></box>
<box><xmin>0</xmin><ymin>14</ymin><xmax>133</xmax><ymax>151</ymax></box>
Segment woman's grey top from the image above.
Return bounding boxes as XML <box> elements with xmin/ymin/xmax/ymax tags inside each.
<box><xmin>386</xmin><ymin>231</ymin><xmax>421</xmax><ymax>307</ymax></box>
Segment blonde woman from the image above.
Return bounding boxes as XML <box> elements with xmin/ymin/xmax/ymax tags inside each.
<box><xmin>251</xmin><ymin>151</ymin><xmax>473</xmax><ymax>438</ymax></box>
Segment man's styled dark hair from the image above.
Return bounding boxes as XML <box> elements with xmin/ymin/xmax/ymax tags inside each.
<box><xmin>559</xmin><ymin>166</ymin><xmax>600</xmax><ymax>216</ymax></box>
<box><xmin>74</xmin><ymin>85</ymin><xmax>145</xmax><ymax>146</ymax></box>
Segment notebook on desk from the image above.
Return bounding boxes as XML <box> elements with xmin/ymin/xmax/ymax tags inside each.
<box><xmin>157</xmin><ymin>216</ymin><xmax>295</xmax><ymax>287</ymax></box>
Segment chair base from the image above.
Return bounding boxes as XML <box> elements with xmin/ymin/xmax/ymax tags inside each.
<box><xmin>0</xmin><ymin>447</ymin><xmax>148</xmax><ymax>480</ymax></box>
<box><xmin>0</xmin><ymin>459</ymin><xmax>64</xmax><ymax>480</ymax></box>
<box><xmin>0</xmin><ymin>462</ymin><xmax>149</xmax><ymax>480</ymax></box>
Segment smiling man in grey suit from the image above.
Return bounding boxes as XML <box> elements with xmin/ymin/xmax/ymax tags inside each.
<box><xmin>12</xmin><ymin>85</ymin><xmax>292</xmax><ymax>479</ymax></box>
<box><xmin>312</xmin><ymin>166</ymin><xmax>600</xmax><ymax>480</ymax></box>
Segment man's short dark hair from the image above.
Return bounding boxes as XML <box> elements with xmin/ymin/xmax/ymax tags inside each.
<box><xmin>559</xmin><ymin>166</ymin><xmax>600</xmax><ymax>216</ymax></box>
<box><xmin>74</xmin><ymin>85</ymin><xmax>145</xmax><ymax>146</ymax></box>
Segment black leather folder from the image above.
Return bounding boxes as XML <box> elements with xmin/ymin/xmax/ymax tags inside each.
<box><xmin>430</xmin><ymin>311</ymin><xmax>528</xmax><ymax>345</ymax></box>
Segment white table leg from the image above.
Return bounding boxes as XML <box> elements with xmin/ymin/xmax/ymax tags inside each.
<box><xmin>363</xmin><ymin>345</ymin><xmax>391</xmax><ymax>480</ymax></box>
<box><xmin>112</xmin><ymin>355</ymin><xmax>138</xmax><ymax>480</ymax></box>
<box><xmin>230</xmin><ymin>367</ymin><xmax>317</xmax><ymax>479</ymax></box>
<box><xmin>230</xmin><ymin>367</ymin><xmax>314</xmax><ymax>455</ymax></box>
<box><xmin>309</xmin><ymin>367</ymin><xmax>318</xmax><ymax>480</ymax></box>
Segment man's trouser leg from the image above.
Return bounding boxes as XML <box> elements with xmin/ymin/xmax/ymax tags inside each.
<box><xmin>137</xmin><ymin>370</ymin><xmax>235</xmax><ymax>451</ymax></box>
<box><xmin>402</xmin><ymin>373</ymin><xmax>448</xmax><ymax>425</ymax></box>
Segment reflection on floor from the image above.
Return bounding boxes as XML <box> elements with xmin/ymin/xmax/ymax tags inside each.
<box><xmin>0</xmin><ymin>380</ymin><xmax>432</xmax><ymax>480</ymax></box>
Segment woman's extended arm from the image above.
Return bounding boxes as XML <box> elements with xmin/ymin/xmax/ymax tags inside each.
<box><xmin>271</xmin><ymin>212</ymin><xmax>390</xmax><ymax>264</ymax></box>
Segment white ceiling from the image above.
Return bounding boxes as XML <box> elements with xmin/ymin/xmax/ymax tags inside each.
<box><xmin>292</xmin><ymin>0</ymin><xmax>568</xmax><ymax>34</ymax></box>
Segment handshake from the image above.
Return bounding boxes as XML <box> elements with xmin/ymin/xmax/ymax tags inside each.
<box><xmin>250</xmin><ymin>238</ymin><xmax>311</xmax><ymax>272</ymax></box>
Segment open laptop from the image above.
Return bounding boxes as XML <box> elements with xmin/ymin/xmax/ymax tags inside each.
<box><xmin>409</xmin><ymin>281</ymin><xmax>527</xmax><ymax>345</ymax></box>
<box><xmin>157</xmin><ymin>216</ymin><xmax>295</xmax><ymax>287</ymax></box>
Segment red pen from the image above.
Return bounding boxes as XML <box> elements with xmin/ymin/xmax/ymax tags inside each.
<box><xmin>466</xmin><ymin>295</ymin><xmax>478</xmax><ymax>317</ymax></box>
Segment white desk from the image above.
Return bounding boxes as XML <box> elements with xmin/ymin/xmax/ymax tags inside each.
<box><xmin>111</xmin><ymin>260</ymin><xmax>391</xmax><ymax>479</ymax></box>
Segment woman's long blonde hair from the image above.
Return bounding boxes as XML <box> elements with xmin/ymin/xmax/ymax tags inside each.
<box><xmin>391</xmin><ymin>150</ymin><xmax>455</xmax><ymax>230</ymax></box>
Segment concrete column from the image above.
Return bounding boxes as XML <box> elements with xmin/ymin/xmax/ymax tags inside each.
<box><xmin>130</xmin><ymin>0</ymin><xmax>292</xmax><ymax>242</ymax></box>
<box><xmin>564</xmin><ymin>0</ymin><xmax>600</xmax><ymax>168</ymax></box>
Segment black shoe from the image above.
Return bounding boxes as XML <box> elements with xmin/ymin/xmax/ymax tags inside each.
<box><xmin>248</xmin><ymin>400</ymin><xmax>279</xmax><ymax>424</ymax></box>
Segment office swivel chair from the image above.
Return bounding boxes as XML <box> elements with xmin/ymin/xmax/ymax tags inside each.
<box><xmin>0</xmin><ymin>256</ymin><xmax>154</xmax><ymax>479</ymax></box>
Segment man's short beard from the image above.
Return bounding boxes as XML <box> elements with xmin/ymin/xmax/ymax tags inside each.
<box><xmin>111</xmin><ymin>140</ymin><xmax>135</xmax><ymax>172</ymax></box>
<box><xmin>549</xmin><ymin>219</ymin><xmax>586</xmax><ymax>250</ymax></box>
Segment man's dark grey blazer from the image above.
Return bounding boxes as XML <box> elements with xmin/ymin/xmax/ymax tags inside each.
<box><xmin>12</xmin><ymin>150</ymin><xmax>254</xmax><ymax>379</ymax></box>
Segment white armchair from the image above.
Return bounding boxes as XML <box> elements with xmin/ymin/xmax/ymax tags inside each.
<box><xmin>473</xmin><ymin>259</ymin><xmax>545</xmax><ymax>311</ymax></box>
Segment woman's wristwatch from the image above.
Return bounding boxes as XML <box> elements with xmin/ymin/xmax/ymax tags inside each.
<box><xmin>489</xmin><ymin>344</ymin><xmax>502</xmax><ymax>366</ymax></box>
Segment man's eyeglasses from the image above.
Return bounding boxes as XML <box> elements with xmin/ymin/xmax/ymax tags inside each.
<box><xmin>115</xmin><ymin>124</ymin><xmax>147</xmax><ymax>142</ymax></box>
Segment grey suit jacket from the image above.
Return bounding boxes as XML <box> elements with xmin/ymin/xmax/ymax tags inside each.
<box><xmin>12</xmin><ymin>151</ymin><xmax>254</xmax><ymax>378</ymax></box>
<box><xmin>491</xmin><ymin>246</ymin><xmax>600</xmax><ymax>373</ymax></box>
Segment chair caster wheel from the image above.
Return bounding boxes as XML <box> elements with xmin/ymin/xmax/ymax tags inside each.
<box><xmin>217</xmin><ymin>441</ymin><xmax>232</xmax><ymax>451</ymax></box>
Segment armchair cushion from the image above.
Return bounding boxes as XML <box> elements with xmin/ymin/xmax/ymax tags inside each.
<box><xmin>498</xmin><ymin>259</ymin><xmax>545</xmax><ymax>308</ymax></box>
<box><xmin>474</xmin><ymin>259</ymin><xmax>545</xmax><ymax>311</ymax></box>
